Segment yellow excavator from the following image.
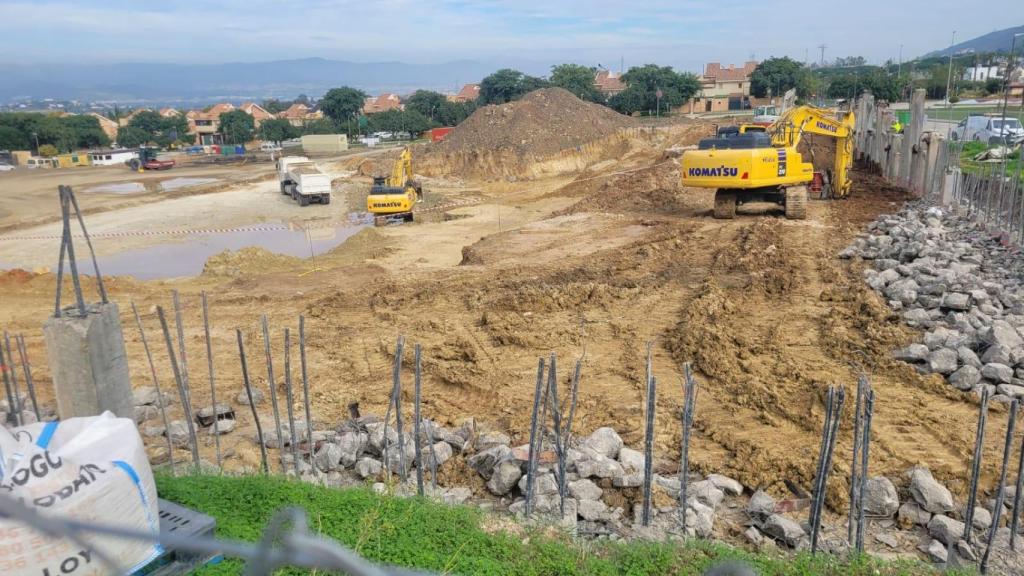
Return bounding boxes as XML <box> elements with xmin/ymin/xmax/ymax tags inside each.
<box><xmin>367</xmin><ymin>147</ymin><xmax>422</xmax><ymax>223</ymax></box>
<box><xmin>680</xmin><ymin>105</ymin><xmax>855</xmax><ymax>220</ymax></box>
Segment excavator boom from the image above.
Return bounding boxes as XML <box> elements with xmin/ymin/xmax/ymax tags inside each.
<box><xmin>368</xmin><ymin>147</ymin><xmax>422</xmax><ymax>222</ymax></box>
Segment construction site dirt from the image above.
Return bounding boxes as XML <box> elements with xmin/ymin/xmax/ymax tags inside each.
<box><xmin>0</xmin><ymin>95</ymin><xmax>1006</xmax><ymax>520</ymax></box>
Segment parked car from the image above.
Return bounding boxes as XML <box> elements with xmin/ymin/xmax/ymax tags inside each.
<box><xmin>951</xmin><ymin>115</ymin><xmax>1024</xmax><ymax>144</ymax></box>
<box><xmin>259</xmin><ymin>141</ymin><xmax>282</xmax><ymax>152</ymax></box>
<box><xmin>0</xmin><ymin>163</ymin><xmax>14</xmax><ymax>172</ymax></box>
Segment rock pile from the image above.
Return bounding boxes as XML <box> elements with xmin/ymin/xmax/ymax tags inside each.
<box><xmin>840</xmin><ymin>204</ymin><xmax>1024</xmax><ymax>400</ymax></box>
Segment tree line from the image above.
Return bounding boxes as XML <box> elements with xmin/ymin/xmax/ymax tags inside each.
<box><xmin>0</xmin><ymin>113</ymin><xmax>110</xmax><ymax>153</ymax></box>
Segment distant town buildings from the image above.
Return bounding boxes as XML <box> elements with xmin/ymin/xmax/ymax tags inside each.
<box><xmin>362</xmin><ymin>93</ymin><xmax>403</xmax><ymax>114</ymax></box>
<box><xmin>447</xmin><ymin>84</ymin><xmax>480</xmax><ymax>103</ymax></box>
<box><xmin>690</xmin><ymin>61</ymin><xmax>759</xmax><ymax>113</ymax></box>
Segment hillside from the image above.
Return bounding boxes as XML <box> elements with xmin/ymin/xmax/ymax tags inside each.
<box><xmin>924</xmin><ymin>25</ymin><xmax>1024</xmax><ymax>57</ymax></box>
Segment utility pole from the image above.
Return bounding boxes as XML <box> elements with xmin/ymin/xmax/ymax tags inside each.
<box><xmin>897</xmin><ymin>44</ymin><xmax>903</xmax><ymax>78</ymax></box>
<box><xmin>818</xmin><ymin>44</ymin><xmax>826</xmax><ymax>67</ymax></box>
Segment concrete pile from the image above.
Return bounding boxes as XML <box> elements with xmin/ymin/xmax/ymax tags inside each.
<box><xmin>840</xmin><ymin>204</ymin><xmax>1024</xmax><ymax>400</ymax></box>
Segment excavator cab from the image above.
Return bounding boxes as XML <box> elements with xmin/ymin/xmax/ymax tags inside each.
<box><xmin>367</xmin><ymin>148</ymin><xmax>422</xmax><ymax>223</ymax></box>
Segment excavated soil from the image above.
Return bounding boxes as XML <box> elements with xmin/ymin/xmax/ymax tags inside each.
<box><xmin>0</xmin><ymin>121</ymin><xmax>1004</xmax><ymax>512</ymax></box>
<box><xmin>438</xmin><ymin>88</ymin><xmax>636</xmax><ymax>157</ymax></box>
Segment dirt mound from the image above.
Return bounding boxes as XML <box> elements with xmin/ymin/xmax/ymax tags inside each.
<box><xmin>202</xmin><ymin>247</ymin><xmax>302</xmax><ymax>278</ymax></box>
<box><xmin>438</xmin><ymin>88</ymin><xmax>635</xmax><ymax>157</ymax></box>
<box><xmin>322</xmin><ymin>227</ymin><xmax>392</xmax><ymax>261</ymax></box>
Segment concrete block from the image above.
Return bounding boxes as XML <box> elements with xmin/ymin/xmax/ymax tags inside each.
<box><xmin>43</xmin><ymin>302</ymin><xmax>134</xmax><ymax>419</ymax></box>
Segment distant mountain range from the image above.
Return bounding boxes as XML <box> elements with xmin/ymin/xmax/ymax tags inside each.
<box><xmin>924</xmin><ymin>25</ymin><xmax>1024</xmax><ymax>58</ymax></box>
<box><xmin>0</xmin><ymin>58</ymin><xmax>535</xmax><ymax>104</ymax></box>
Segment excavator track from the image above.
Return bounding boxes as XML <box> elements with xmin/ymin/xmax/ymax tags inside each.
<box><xmin>784</xmin><ymin>186</ymin><xmax>808</xmax><ymax>220</ymax></box>
<box><xmin>713</xmin><ymin>190</ymin><xmax>737</xmax><ymax>219</ymax></box>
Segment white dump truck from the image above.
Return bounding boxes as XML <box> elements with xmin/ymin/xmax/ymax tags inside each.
<box><xmin>276</xmin><ymin>156</ymin><xmax>331</xmax><ymax>206</ymax></box>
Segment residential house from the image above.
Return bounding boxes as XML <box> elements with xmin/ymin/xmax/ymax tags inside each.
<box><xmin>594</xmin><ymin>70</ymin><xmax>626</xmax><ymax>97</ymax></box>
<box><xmin>239</xmin><ymin>102</ymin><xmax>275</xmax><ymax>127</ymax></box>
<box><xmin>158</xmin><ymin>107</ymin><xmax>180</xmax><ymax>118</ymax></box>
<box><xmin>186</xmin><ymin>110</ymin><xmax>222</xmax><ymax>144</ymax></box>
<box><xmin>278</xmin><ymin>103</ymin><xmax>322</xmax><ymax>127</ymax></box>
<box><xmin>447</xmin><ymin>84</ymin><xmax>480</xmax><ymax>103</ymax></box>
<box><xmin>688</xmin><ymin>61</ymin><xmax>758</xmax><ymax>113</ymax></box>
<box><xmin>86</xmin><ymin>112</ymin><xmax>120</xmax><ymax>142</ymax></box>
<box><xmin>362</xmin><ymin>93</ymin><xmax>403</xmax><ymax>114</ymax></box>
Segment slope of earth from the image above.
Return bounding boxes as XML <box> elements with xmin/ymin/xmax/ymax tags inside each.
<box><xmin>438</xmin><ymin>87</ymin><xmax>636</xmax><ymax>157</ymax></box>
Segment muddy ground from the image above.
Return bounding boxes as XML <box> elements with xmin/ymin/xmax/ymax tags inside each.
<box><xmin>0</xmin><ymin>121</ymin><xmax>1006</xmax><ymax>516</ymax></box>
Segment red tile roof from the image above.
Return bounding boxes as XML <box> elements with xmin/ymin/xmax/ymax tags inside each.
<box><xmin>451</xmin><ymin>84</ymin><xmax>479</xmax><ymax>102</ymax></box>
<box><xmin>594</xmin><ymin>70</ymin><xmax>625</xmax><ymax>94</ymax></box>
<box><xmin>704</xmin><ymin>61</ymin><xmax>758</xmax><ymax>82</ymax></box>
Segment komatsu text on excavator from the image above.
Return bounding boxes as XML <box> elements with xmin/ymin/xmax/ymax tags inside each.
<box><xmin>367</xmin><ymin>147</ymin><xmax>422</xmax><ymax>224</ymax></box>
<box><xmin>680</xmin><ymin>105</ymin><xmax>854</xmax><ymax>220</ymax></box>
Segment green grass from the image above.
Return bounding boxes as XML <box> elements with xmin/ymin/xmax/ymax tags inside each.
<box><xmin>954</xmin><ymin>140</ymin><xmax>1023</xmax><ymax>175</ymax></box>
<box><xmin>156</xmin><ymin>474</ymin><xmax>961</xmax><ymax>575</ymax></box>
<box><xmin>925</xmin><ymin>106</ymin><xmax>1024</xmax><ymax>123</ymax></box>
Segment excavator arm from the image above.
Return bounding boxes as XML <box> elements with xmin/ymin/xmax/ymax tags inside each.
<box><xmin>388</xmin><ymin>148</ymin><xmax>414</xmax><ymax>187</ymax></box>
<box><xmin>771</xmin><ymin>105</ymin><xmax>855</xmax><ymax>198</ymax></box>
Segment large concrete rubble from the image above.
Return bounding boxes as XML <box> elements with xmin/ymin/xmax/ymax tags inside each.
<box><xmin>841</xmin><ymin>203</ymin><xmax>1024</xmax><ymax>401</ymax></box>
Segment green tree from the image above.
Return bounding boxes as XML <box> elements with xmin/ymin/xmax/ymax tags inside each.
<box><xmin>0</xmin><ymin>126</ymin><xmax>25</xmax><ymax>149</ymax></box>
<box><xmin>367</xmin><ymin>109</ymin><xmax>432</xmax><ymax>136</ymax></box>
<box><xmin>61</xmin><ymin>115</ymin><xmax>110</xmax><ymax>148</ymax></box>
<box><xmin>301</xmin><ymin>118</ymin><xmax>339</xmax><ymax>135</ymax></box>
<box><xmin>478</xmin><ymin>69</ymin><xmax>550</xmax><ymax>104</ymax></box>
<box><xmin>261</xmin><ymin>99</ymin><xmax>289</xmax><ymax>114</ymax></box>
<box><xmin>258</xmin><ymin>118</ymin><xmax>299</xmax><ymax>142</ymax></box>
<box><xmin>116</xmin><ymin>126</ymin><xmax>151</xmax><ymax>148</ymax></box>
<box><xmin>441</xmin><ymin>101</ymin><xmax>476</xmax><ymax>126</ymax></box>
<box><xmin>984</xmin><ymin>77</ymin><xmax>1002</xmax><ymax>95</ymax></box>
<box><xmin>128</xmin><ymin>111</ymin><xmax>165</xmax><ymax>134</ymax></box>
<box><xmin>37</xmin><ymin>144</ymin><xmax>58</xmax><ymax>157</ymax></box>
<box><xmin>550</xmin><ymin>64</ymin><xmax>603</xmax><ymax>103</ymax></box>
<box><xmin>405</xmin><ymin>90</ymin><xmax>448</xmax><ymax>122</ymax></box>
<box><xmin>607</xmin><ymin>64</ymin><xmax>700</xmax><ymax>115</ymax></box>
<box><xmin>320</xmin><ymin>87</ymin><xmax>368</xmax><ymax>123</ymax></box>
<box><xmin>750</xmin><ymin>57</ymin><xmax>813</xmax><ymax>98</ymax></box>
<box><xmin>218</xmin><ymin>110</ymin><xmax>255</xmax><ymax>144</ymax></box>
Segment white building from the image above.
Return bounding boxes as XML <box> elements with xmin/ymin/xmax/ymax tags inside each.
<box><xmin>88</xmin><ymin>150</ymin><xmax>138</xmax><ymax>166</ymax></box>
<box><xmin>963</xmin><ymin>65</ymin><xmax>1002</xmax><ymax>82</ymax></box>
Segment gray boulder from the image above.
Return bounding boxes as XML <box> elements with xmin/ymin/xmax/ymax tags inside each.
<box><xmin>486</xmin><ymin>460</ymin><xmax>522</xmax><ymax>496</ymax></box>
<box><xmin>355</xmin><ymin>457</ymin><xmax>383</xmax><ymax>479</ymax></box>
<box><xmin>581</xmin><ymin>427</ymin><xmax>623</xmax><ymax>459</ymax></box>
<box><xmin>981</xmin><ymin>363</ymin><xmax>1014</xmax><ymax>384</ymax></box>
<box><xmin>617</xmin><ymin>447</ymin><xmax>644</xmax><ymax>473</ymax></box>
<box><xmin>577</xmin><ymin>499</ymin><xmax>610</xmax><ymax>521</ymax></box>
<box><xmin>209</xmin><ymin>419</ymin><xmax>236</xmax><ymax>435</ymax></box>
<box><xmin>575</xmin><ymin>454</ymin><xmax>624</xmax><ymax>479</ymax></box>
<box><xmin>337</xmin><ymin>431</ymin><xmax>367</xmax><ymax>468</ymax></box>
<box><xmin>166</xmin><ymin>420</ymin><xmax>190</xmax><ymax>447</ymax></box>
<box><xmin>422</xmin><ymin>441</ymin><xmax>453</xmax><ymax>469</ymax></box>
<box><xmin>706</xmin><ymin>473</ymin><xmax>743</xmax><ymax>496</ymax></box>
<box><xmin>941</xmin><ymin>292</ymin><xmax>971</xmax><ymax>311</ymax></box>
<box><xmin>922</xmin><ymin>539</ymin><xmax>948</xmax><ymax>563</ymax></box>
<box><xmin>969</xmin><ymin>506</ymin><xmax>992</xmax><ymax>530</ymax></box>
<box><xmin>475</xmin><ymin>431</ymin><xmax>511</xmax><ymax>451</ymax></box>
<box><xmin>314</xmin><ymin>443</ymin><xmax>343</xmax><ymax>472</ymax></box>
<box><xmin>927</xmin><ymin>514</ymin><xmax>965</xmax><ymax>546</ymax></box>
<box><xmin>688</xmin><ymin>480</ymin><xmax>725</xmax><ymax>509</ymax></box>
<box><xmin>467</xmin><ymin>445</ymin><xmax>512</xmax><ymax>480</ymax></box>
<box><xmin>894</xmin><ymin>343</ymin><xmax>930</xmax><ymax>362</ymax></box>
<box><xmin>863</xmin><ymin>477</ymin><xmax>900</xmax><ymax>517</ymax></box>
<box><xmin>997</xmin><ymin>384</ymin><xmax>1024</xmax><ymax>398</ymax></box>
<box><xmin>927</xmin><ymin>348</ymin><xmax>959</xmax><ymax>375</ymax></box>
<box><xmin>519</xmin><ymin>471</ymin><xmax>559</xmax><ymax>496</ymax></box>
<box><xmin>747</xmin><ymin>490</ymin><xmax>776</xmax><ymax>523</ymax></box>
<box><xmin>898</xmin><ymin>502</ymin><xmax>932</xmax><ymax>526</ymax></box>
<box><xmin>910</xmin><ymin>467</ymin><xmax>954</xmax><ymax>513</ymax></box>
<box><xmin>949</xmin><ymin>365</ymin><xmax>982</xmax><ymax>390</ymax></box>
<box><xmin>685</xmin><ymin>499</ymin><xmax>715</xmax><ymax>538</ymax></box>
<box><xmin>763</xmin><ymin>514</ymin><xmax>806</xmax><ymax>547</ymax></box>
<box><xmin>568</xmin><ymin>479</ymin><xmax>602</xmax><ymax>501</ymax></box>
<box><xmin>982</xmin><ymin>345</ymin><xmax>1012</xmax><ymax>366</ymax></box>
<box><xmin>984</xmin><ymin>320</ymin><xmax>1024</xmax><ymax>350</ymax></box>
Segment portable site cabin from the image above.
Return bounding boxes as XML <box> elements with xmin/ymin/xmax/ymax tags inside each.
<box><xmin>25</xmin><ymin>157</ymin><xmax>57</xmax><ymax>168</ymax></box>
<box><xmin>88</xmin><ymin>150</ymin><xmax>139</xmax><ymax>166</ymax></box>
<box><xmin>54</xmin><ymin>153</ymin><xmax>91</xmax><ymax>168</ymax></box>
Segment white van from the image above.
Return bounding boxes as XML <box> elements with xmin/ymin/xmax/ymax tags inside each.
<box><xmin>952</xmin><ymin>115</ymin><xmax>1024</xmax><ymax>144</ymax></box>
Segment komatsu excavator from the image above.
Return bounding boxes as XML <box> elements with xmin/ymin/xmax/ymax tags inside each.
<box><xmin>680</xmin><ymin>104</ymin><xmax>855</xmax><ymax>220</ymax></box>
<box><xmin>367</xmin><ymin>147</ymin><xmax>422</xmax><ymax>223</ymax></box>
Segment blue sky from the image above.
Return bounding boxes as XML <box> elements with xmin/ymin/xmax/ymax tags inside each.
<box><xmin>0</xmin><ymin>1</ymin><xmax>1015</xmax><ymax>71</ymax></box>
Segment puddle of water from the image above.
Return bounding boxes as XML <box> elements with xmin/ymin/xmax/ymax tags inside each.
<box><xmin>7</xmin><ymin>221</ymin><xmax>368</xmax><ymax>280</ymax></box>
<box><xmin>84</xmin><ymin>182</ymin><xmax>146</xmax><ymax>194</ymax></box>
<box><xmin>159</xmin><ymin>177</ymin><xmax>217</xmax><ymax>191</ymax></box>
<box><xmin>83</xmin><ymin>177</ymin><xmax>220</xmax><ymax>195</ymax></box>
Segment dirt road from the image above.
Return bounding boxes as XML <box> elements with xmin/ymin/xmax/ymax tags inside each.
<box><xmin>0</xmin><ymin>123</ymin><xmax>1002</xmax><ymax>508</ymax></box>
